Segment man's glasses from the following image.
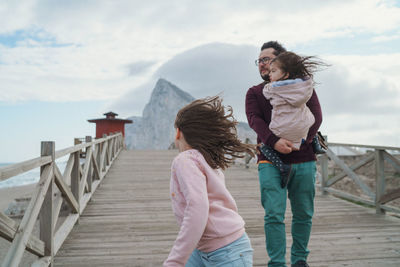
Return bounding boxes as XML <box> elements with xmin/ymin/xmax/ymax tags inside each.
<box><xmin>255</xmin><ymin>57</ymin><xmax>273</xmax><ymax>66</ymax></box>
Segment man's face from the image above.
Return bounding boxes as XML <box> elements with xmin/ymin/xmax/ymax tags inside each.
<box><xmin>258</xmin><ymin>48</ymin><xmax>276</xmax><ymax>81</ymax></box>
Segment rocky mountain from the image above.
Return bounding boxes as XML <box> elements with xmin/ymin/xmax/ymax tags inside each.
<box><xmin>125</xmin><ymin>78</ymin><xmax>256</xmax><ymax>150</ymax></box>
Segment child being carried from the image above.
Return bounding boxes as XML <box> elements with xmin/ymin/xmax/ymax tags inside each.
<box><xmin>260</xmin><ymin>51</ymin><xmax>327</xmax><ymax>188</ymax></box>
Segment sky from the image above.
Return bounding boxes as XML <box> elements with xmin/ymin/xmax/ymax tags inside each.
<box><xmin>1</xmin><ymin>0</ymin><xmax>400</xmax><ymax>162</ymax></box>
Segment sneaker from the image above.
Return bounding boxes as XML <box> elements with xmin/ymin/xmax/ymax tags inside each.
<box><xmin>280</xmin><ymin>163</ymin><xmax>292</xmax><ymax>188</ymax></box>
<box><xmin>291</xmin><ymin>260</ymin><xmax>309</xmax><ymax>267</ymax></box>
<box><xmin>312</xmin><ymin>135</ymin><xmax>326</xmax><ymax>154</ymax></box>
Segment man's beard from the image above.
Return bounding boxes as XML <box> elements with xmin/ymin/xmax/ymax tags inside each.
<box><xmin>261</xmin><ymin>73</ymin><xmax>270</xmax><ymax>82</ymax></box>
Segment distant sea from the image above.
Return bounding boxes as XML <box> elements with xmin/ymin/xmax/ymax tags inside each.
<box><xmin>0</xmin><ymin>162</ymin><xmax>67</xmax><ymax>189</ymax></box>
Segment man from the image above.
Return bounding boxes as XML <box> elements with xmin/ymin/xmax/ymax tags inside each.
<box><xmin>245</xmin><ymin>41</ymin><xmax>322</xmax><ymax>267</ymax></box>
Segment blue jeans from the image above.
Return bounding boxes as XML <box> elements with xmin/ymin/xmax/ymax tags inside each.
<box><xmin>258</xmin><ymin>161</ymin><xmax>316</xmax><ymax>267</ymax></box>
<box><xmin>186</xmin><ymin>233</ymin><xmax>253</xmax><ymax>267</ymax></box>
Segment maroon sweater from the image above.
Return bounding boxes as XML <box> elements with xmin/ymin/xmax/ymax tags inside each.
<box><xmin>245</xmin><ymin>81</ymin><xmax>322</xmax><ymax>164</ymax></box>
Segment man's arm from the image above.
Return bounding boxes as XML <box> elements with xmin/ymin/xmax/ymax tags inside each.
<box><xmin>245</xmin><ymin>87</ymin><xmax>280</xmax><ymax>147</ymax></box>
<box><xmin>306</xmin><ymin>90</ymin><xmax>323</xmax><ymax>143</ymax></box>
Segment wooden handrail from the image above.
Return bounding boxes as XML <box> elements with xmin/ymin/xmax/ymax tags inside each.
<box><xmin>319</xmin><ymin>142</ymin><xmax>400</xmax><ymax>215</ymax></box>
<box><xmin>327</xmin><ymin>142</ymin><xmax>400</xmax><ymax>151</ymax></box>
<box><xmin>0</xmin><ymin>133</ymin><xmax>124</xmax><ymax>267</ymax></box>
<box><xmin>0</xmin><ymin>135</ymin><xmax>119</xmax><ymax>182</ymax></box>
<box><xmin>243</xmin><ymin>140</ymin><xmax>400</xmax><ymax>215</ymax></box>
<box><xmin>0</xmin><ymin>156</ymin><xmax>52</xmax><ymax>182</ymax></box>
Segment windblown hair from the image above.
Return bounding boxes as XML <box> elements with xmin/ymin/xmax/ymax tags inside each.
<box><xmin>261</xmin><ymin>41</ymin><xmax>286</xmax><ymax>56</ymax></box>
<box><xmin>175</xmin><ymin>96</ymin><xmax>256</xmax><ymax>170</ymax></box>
<box><xmin>271</xmin><ymin>51</ymin><xmax>328</xmax><ymax>80</ymax></box>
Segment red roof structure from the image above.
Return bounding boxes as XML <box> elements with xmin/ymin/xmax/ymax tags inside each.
<box><xmin>88</xmin><ymin>112</ymin><xmax>132</xmax><ymax>139</ymax></box>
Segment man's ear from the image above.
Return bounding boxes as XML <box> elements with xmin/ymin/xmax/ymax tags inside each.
<box><xmin>175</xmin><ymin>128</ymin><xmax>181</xmax><ymax>140</ymax></box>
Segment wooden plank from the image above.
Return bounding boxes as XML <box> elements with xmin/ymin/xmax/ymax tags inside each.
<box><xmin>54</xmin><ymin>165</ymin><xmax>79</xmax><ymax>214</ymax></box>
<box><xmin>31</xmin><ymin>256</ymin><xmax>52</xmax><ymax>267</ymax></box>
<box><xmin>54</xmin><ymin>213</ymin><xmax>80</xmax><ymax>254</ymax></box>
<box><xmin>0</xmin><ymin>156</ymin><xmax>52</xmax><ymax>182</ymax></box>
<box><xmin>2</xmin><ymin>164</ymin><xmax>53</xmax><ymax>267</ymax></box>
<box><xmin>0</xmin><ymin>212</ymin><xmax>45</xmax><ymax>257</ymax></box>
<box><xmin>95</xmin><ymin>143</ymin><xmax>102</xmax><ymax>179</ymax></box>
<box><xmin>328</xmin><ymin>142</ymin><xmax>400</xmax><ymax>151</ymax></box>
<box><xmin>79</xmin><ymin>194</ymin><xmax>92</xmax><ymax>215</ymax></box>
<box><xmin>320</xmin><ymin>154</ymin><xmax>328</xmax><ymax>194</ymax></box>
<box><xmin>99</xmin><ymin>141</ymin><xmax>108</xmax><ymax>173</ymax></box>
<box><xmin>378</xmin><ymin>188</ymin><xmax>400</xmax><ymax>205</ymax></box>
<box><xmin>54</xmin><ymin>133</ymin><xmax>121</xmax><ymax>159</ymax></box>
<box><xmin>79</xmin><ymin>147</ymin><xmax>92</xmax><ymax>196</ymax></box>
<box><xmin>375</xmin><ymin>149</ymin><xmax>386</xmax><ymax>214</ymax></box>
<box><xmin>324</xmin><ymin>187</ymin><xmax>375</xmax><ymax>206</ymax></box>
<box><xmin>0</xmin><ymin>134</ymin><xmax>122</xmax><ymax>182</ymax></box>
<box><xmin>0</xmin><ymin>134</ymin><xmax>123</xmax><ymax>267</ymax></box>
<box><xmin>327</xmin><ymin>148</ymin><xmax>375</xmax><ymax>199</ymax></box>
<box><xmin>62</xmin><ymin>154</ymin><xmax>74</xmax><ymax>185</ymax></box>
<box><xmin>55</xmin><ymin>143</ymin><xmax>87</xmax><ymax>159</ymax></box>
<box><xmin>383</xmin><ymin>150</ymin><xmax>400</xmax><ymax>173</ymax></box>
<box><xmin>79</xmin><ymin>147</ymin><xmax>92</xmax><ymax>195</ymax></box>
<box><xmin>91</xmin><ymin>149</ymin><xmax>100</xmax><ymax>181</ymax></box>
<box><xmin>71</xmin><ymin>152</ymin><xmax>80</xmax><ymax>212</ymax></box>
<box><xmin>53</xmin><ymin>150</ymin><xmax>400</xmax><ymax>267</ymax></box>
<box><xmin>39</xmin><ymin>141</ymin><xmax>55</xmax><ymax>263</ymax></box>
<box><xmin>326</xmin><ymin>152</ymin><xmax>375</xmax><ymax>187</ymax></box>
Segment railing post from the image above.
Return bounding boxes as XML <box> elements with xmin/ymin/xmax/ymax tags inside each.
<box><xmin>122</xmin><ymin>131</ymin><xmax>126</xmax><ymax>149</ymax></box>
<box><xmin>40</xmin><ymin>141</ymin><xmax>55</xmax><ymax>266</ymax></box>
<box><xmin>375</xmin><ymin>149</ymin><xmax>386</xmax><ymax>214</ymax></box>
<box><xmin>85</xmin><ymin>136</ymin><xmax>93</xmax><ymax>192</ymax></box>
<box><xmin>320</xmin><ymin>153</ymin><xmax>329</xmax><ymax>195</ymax></box>
<box><xmin>71</xmin><ymin>145</ymin><xmax>81</xmax><ymax>218</ymax></box>
<box><xmin>319</xmin><ymin>135</ymin><xmax>329</xmax><ymax>195</ymax></box>
<box><xmin>96</xmin><ymin>141</ymin><xmax>102</xmax><ymax>177</ymax></box>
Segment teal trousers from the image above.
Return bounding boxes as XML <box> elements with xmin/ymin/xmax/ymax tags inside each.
<box><xmin>258</xmin><ymin>161</ymin><xmax>316</xmax><ymax>267</ymax></box>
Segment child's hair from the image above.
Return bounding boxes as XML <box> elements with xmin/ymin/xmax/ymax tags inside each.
<box><xmin>175</xmin><ymin>96</ymin><xmax>256</xmax><ymax>170</ymax></box>
<box><xmin>271</xmin><ymin>51</ymin><xmax>328</xmax><ymax>80</ymax></box>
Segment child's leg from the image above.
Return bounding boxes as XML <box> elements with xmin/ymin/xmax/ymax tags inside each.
<box><xmin>202</xmin><ymin>233</ymin><xmax>253</xmax><ymax>266</ymax></box>
<box><xmin>186</xmin><ymin>249</ymin><xmax>206</xmax><ymax>267</ymax></box>
<box><xmin>260</xmin><ymin>143</ymin><xmax>292</xmax><ymax>188</ymax></box>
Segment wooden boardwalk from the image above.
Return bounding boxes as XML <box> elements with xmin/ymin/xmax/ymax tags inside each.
<box><xmin>54</xmin><ymin>150</ymin><xmax>400</xmax><ymax>267</ymax></box>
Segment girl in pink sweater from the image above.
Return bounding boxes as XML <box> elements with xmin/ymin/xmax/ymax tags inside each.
<box><xmin>164</xmin><ymin>96</ymin><xmax>256</xmax><ymax>267</ymax></box>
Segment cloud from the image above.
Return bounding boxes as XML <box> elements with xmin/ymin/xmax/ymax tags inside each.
<box><xmin>112</xmin><ymin>42</ymin><xmax>400</xmax><ymax>147</ymax></box>
<box><xmin>127</xmin><ymin>61</ymin><xmax>156</xmax><ymax>76</ymax></box>
<box><xmin>316</xmin><ymin>64</ymin><xmax>400</xmax><ymax>115</ymax></box>
<box><xmin>114</xmin><ymin>42</ymin><xmax>400</xmax><ymax>117</ymax></box>
<box><xmin>112</xmin><ymin>43</ymin><xmax>260</xmax><ymax>120</ymax></box>
<box><xmin>1</xmin><ymin>0</ymin><xmax>399</xmax><ymax>105</ymax></box>
<box><xmin>107</xmin><ymin>78</ymin><xmax>159</xmax><ymax>117</ymax></box>
<box><xmin>314</xmin><ymin>53</ymin><xmax>400</xmax><ymax>145</ymax></box>
<box><xmin>3</xmin><ymin>1</ymin><xmax>400</xmax><ymax>47</ymax></box>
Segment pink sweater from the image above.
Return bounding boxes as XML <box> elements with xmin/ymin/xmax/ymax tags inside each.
<box><xmin>163</xmin><ymin>149</ymin><xmax>245</xmax><ymax>266</ymax></box>
<box><xmin>263</xmin><ymin>78</ymin><xmax>315</xmax><ymax>149</ymax></box>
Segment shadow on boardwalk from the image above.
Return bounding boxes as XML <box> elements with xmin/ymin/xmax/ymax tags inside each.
<box><xmin>54</xmin><ymin>150</ymin><xmax>400</xmax><ymax>267</ymax></box>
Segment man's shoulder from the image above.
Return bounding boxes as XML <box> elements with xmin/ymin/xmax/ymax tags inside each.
<box><xmin>247</xmin><ymin>81</ymin><xmax>265</xmax><ymax>95</ymax></box>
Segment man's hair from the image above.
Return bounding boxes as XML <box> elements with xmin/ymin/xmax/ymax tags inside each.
<box><xmin>272</xmin><ymin>51</ymin><xmax>329</xmax><ymax>79</ymax></box>
<box><xmin>261</xmin><ymin>41</ymin><xmax>286</xmax><ymax>56</ymax></box>
<box><xmin>175</xmin><ymin>96</ymin><xmax>256</xmax><ymax>169</ymax></box>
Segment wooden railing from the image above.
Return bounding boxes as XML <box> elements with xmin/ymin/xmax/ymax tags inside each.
<box><xmin>318</xmin><ymin>142</ymin><xmax>400</xmax><ymax>215</ymax></box>
<box><xmin>0</xmin><ymin>133</ymin><xmax>124</xmax><ymax>267</ymax></box>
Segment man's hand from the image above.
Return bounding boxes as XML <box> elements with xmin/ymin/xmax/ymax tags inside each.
<box><xmin>273</xmin><ymin>138</ymin><xmax>297</xmax><ymax>154</ymax></box>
